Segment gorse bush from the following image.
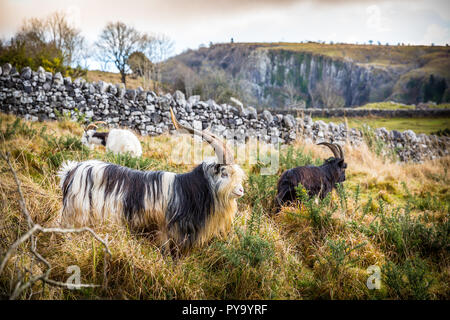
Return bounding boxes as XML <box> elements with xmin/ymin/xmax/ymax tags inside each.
<box><xmin>294</xmin><ymin>184</ymin><xmax>336</xmax><ymax>230</ymax></box>
<box><xmin>40</xmin><ymin>132</ymin><xmax>90</xmax><ymax>170</ymax></box>
<box><xmin>324</xmin><ymin>238</ymin><xmax>367</xmax><ymax>275</ymax></box>
<box><xmin>360</xmin><ymin>124</ymin><xmax>385</xmax><ymax>156</ymax></box>
<box><xmin>279</xmin><ymin>145</ymin><xmax>319</xmax><ymax>170</ymax></box>
<box><xmin>382</xmin><ymin>258</ymin><xmax>432</xmax><ymax>299</ymax></box>
<box><xmin>216</xmin><ymin>227</ymin><xmax>274</xmax><ymax>268</ymax></box>
<box><xmin>358</xmin><ymin>192</ymin><xmax>449</xmax><ymax>260</ymax></box>
<box><xmin>0</xmin><ymin>118</ymin><xmax>39</xmax><ymax>140</ymax></box>
<box><xmin>54</xmin><ymin>109</ymin><xmax>89</xmax><ymax>125</ymax></box>
<box><xmin>243</xmin><ymin>169</ymin><xmax>278</xmax><ymax>211</ymax></box>
<box><xmin>104</xmin><ymin>152</ymin><xmax>155</xmax><ymax>171</ymax></box>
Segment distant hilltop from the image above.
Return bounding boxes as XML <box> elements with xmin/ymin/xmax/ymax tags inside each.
<box><xmin>163</xmin><ymin>42</ymin><xmax>450</xmax><ymax>109</ymax></box>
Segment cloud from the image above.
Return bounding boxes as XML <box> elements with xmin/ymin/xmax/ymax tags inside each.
<box><xmin>422</xmin><ymin>23</ymin><xmax>449</xmax><ymax>44</ymax></box>
<box><xmin>65</xmin><ymin>5</ymin><xmax>82</xmax><ymax>30</ymax></box>
<box><xmin>0</xmin><ymin>0</ymin><xmax>448</xmax><ymax>58</ymax></box>
<box><xmin>366</xmin><ymin>4</ymin><xmax>390</xmax><ymax>32</ymax></box>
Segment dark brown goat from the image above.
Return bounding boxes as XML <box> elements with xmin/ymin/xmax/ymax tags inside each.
<box><xmin>276</xmin><ymin>143</ymin><xmax>347</xmax><ymax>207</ymax></box>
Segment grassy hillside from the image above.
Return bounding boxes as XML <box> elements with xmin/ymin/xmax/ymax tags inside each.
<box><xmin>86</xmin><ymin>70</ymin><xmax>145</xmax><ymax>90</ymax></box>
<box><xmin>85</xmin><ymin>70</ymin><xmax>167</xmax><ymax>92</ymax></box>
<box><xmin>0</xmin><ymin>113</ymin><xmax>449</xmax><ymax>299</ymax></box>
<box><xmin>319</xmin><ymin>102</ymin><xmax>450</xmax><ymax>135</ymax></box>
<box><xmin>313</xmin><ymin>116</ymin><xmax>450</xmax><ymax>135</ymax></box>
<box><xmin>354</xmin><ymin>101</ymin><xmax>450</xmax><ymax>110</ymax></box>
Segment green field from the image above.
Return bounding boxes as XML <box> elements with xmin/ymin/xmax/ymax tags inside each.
<box><xmin>313</xmin><ymin>117</ymin><xmax>450</xmax><ymax>135</ymax></box>
<box><xmin>354</xmin><ymin>102</ymin><xmax>450</xmax><ymax>110</ymax></box>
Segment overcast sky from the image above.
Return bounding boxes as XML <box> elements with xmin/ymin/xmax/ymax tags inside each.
<box><xmin>1</xmin><ymin>0</ymin><xmax>449</xmax><ymax>69</ymax></box>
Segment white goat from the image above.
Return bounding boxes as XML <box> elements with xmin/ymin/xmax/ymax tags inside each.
<box><xmin>81</xmin><ymin>122</ymin><xmax>143</xmax><ymax>157</ymax></box>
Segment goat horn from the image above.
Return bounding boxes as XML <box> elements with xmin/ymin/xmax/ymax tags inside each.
<box><xmin>170</xmin><ymin>107</ymin><xmax>234</xmax><ymax>164</ymax></box>
<box><xmin>317</xmin><ymin>142</ymin><xmax>340</xmax><ymax>159</ymax></box>
<box><xmin>335</xmin><ymin>143</ymin><xmax>344</xmax><ymax>159</ymax></box>
<box><xmin>85</xmin><ymin>123</ymin><xmax>98</xmax><ymax>130</ymax></box>
<box><xmin>85</xmin><ymin>121</ymin><xmax>108</xmax><ymax>131</ymax></box>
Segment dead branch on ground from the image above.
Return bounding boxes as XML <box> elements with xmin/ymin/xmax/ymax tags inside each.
<box><xmin>0</xmin><ymin>152</ymin><xmax>111</xmax><ymax>300</ymax></box>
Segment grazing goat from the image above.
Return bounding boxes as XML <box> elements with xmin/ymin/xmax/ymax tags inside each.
<box><xmin>81</xmin><ymin>122</ymin><xmax>143</xmax><ymax>157</ymax></box>
<box><xmin>59</xmin><ymin>108</ymin><xmax>245</xmax><ymax>253</ymax></box>
<box><xmin>276</xmin><ymin>142</ymin><xmax>347</xmax><ymax>206</ymax></box>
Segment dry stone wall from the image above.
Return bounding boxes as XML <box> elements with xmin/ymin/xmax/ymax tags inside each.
<box><xmin>1</xmin><ymin>64</ymin><xmax>448</xmax><ymax>162</ymax></box>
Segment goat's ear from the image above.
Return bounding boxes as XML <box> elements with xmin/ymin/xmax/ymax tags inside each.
<box><xmin>338</xmin><ymin>159</ymin><xmax>346</xmax><ymax>167</ymax></box>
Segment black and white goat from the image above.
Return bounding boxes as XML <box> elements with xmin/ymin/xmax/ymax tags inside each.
<box><xmin>59</xmin><ymin>108</ymin><xmax>245</xmax><ymax>252</ymax></box>
<box><xmin>276</xmin><ymin>142</ymin><xmax>347</xmax><ymax>206</ymax></box>
<box><xmin>81</xmin><ymin>122</ymin><xmax>143</xmax><ymax>157</ymax></box>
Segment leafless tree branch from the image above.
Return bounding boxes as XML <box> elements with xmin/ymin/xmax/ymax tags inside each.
<box><xmin>0</xmin><ymin>152</ymin><xmax>111</xmax><ymax>300</ymax></box>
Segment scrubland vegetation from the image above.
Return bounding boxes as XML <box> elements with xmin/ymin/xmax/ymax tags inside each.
<box><xmin>0</xmin><ymin>113</ymin><xmax>448</xmax><ymax>299</ymax></box>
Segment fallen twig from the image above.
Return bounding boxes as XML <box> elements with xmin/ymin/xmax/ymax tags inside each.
<box><xmin>0</xmin><ymin>152</ymin><xmax>111</xmax><ymax>299</ymax></box>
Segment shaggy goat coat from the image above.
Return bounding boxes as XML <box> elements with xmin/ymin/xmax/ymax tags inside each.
<box><xmin>58</xmin><ymin>159</ymin><xmax>245</xmax><ymax>250</ymax></box>
<box><xmin>276</xmin><ymin>159</ymin><xmax>346</xmax><ymax>204</ymax></box>
<box><xmin>276</xmin><ymin>142</ymin><xmax>347</xmax><ymax>206</ymax></box>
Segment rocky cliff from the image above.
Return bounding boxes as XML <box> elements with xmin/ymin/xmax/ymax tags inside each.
<box><xmin>167</xmin><ymin>43</ymin><xmax>450</xmax><ymax>109</ymax></box>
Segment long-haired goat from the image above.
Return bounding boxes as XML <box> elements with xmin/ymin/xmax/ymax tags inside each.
<box><xmin>81</xmin><ymin>122</ymin><xmax>143</xmax><ymax>157</ymax></box>
<box><xmin>59</xmin><ymin>108</ymin><xmax>245</xmax><ymax>253</ymax></box>
<box><xmin>276</xmin><ymin>142</ymin><xmax>347</xmax><ymax>206</ymax></box>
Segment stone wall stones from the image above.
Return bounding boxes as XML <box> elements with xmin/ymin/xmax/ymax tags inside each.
<box><xmin>1</xmin><ymin>64</ymin><xmax>448</xmax><ymax>163</ymax></box>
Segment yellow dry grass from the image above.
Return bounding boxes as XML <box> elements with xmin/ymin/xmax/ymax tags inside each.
<box><xmin>85</xmin><ymin>70</ymin><xmax>160</xmax><ymax>92</ymax></box>
<box><xmin>0</xmin><ymin>113</ymin><xmax>449</xmax><ymax>299</ymax></box>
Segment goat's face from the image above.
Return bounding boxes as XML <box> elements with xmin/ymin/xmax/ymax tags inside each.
<box><xmin>207</xmin><ymin>163</ymin><xmax>246</xmax><ymax>200</ymax></box>
<box><xmin>81</xmin><ymin>130</ymin><xmax>104</xmax><ymax>150</ymax></box>
<box><xmin>325</xmin><ymin>157</ymin><xmax>347</xmax><ymax>183</ymax></box>
<box><xmin>81</xmin><ymin>130</ymin><xmax>95</xmax><ymax>148</ymax></box>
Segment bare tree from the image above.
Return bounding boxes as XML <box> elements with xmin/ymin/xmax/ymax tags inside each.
<box><xmin>161</xmin><ymin>60</ymin><xmax>198</xmax><ymax>96</ymax></box>
<box><xmin>141</xmin><ymin>33</ymin><xmax>174</xmax><ymax>91</ymax></box>
<box><xmin>95</xmin><ymin>22</ymin><xmax>144</xmax><ymax>85</ymax></box>
<box><xmin>315</xmin><ymin>80</ymin><xmax>346</xmax><ymax>108</ymax></box>
<box><xmin>17</xmin><ymin>11</ymin><xmax>86</xmax><ymax>66</ymax></box>
<box><xmin>283</xmin><ymin>81</ymin><xmax>307</xmax><ymax>109</ymax></box>
<box><xmin>46</xmin><ymin>11</ymin><xmax>86</xmax><ymax>66</ymax></box>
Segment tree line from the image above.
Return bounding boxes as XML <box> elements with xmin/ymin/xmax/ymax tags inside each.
<box><xmin>0</xmin><ymin>11</ymin><xmax>174</xmax><ymax>89</ymax></box>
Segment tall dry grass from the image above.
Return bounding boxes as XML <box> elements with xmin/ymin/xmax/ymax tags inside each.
<box><xmin>0</xmin><ymin>113</ymin><xmax>448</xmax><ymax>299</ymax></box>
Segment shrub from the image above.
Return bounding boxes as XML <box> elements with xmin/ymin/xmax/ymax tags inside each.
<box><xmin>279</xmin><ymin>145</ymin><xmax>319</xmax><ymax>172</ymax></box>
<box><xmin>293</xmin><ymin>184</ymin><xmax>336</xmax><ymax>230</ymax></box>
<box><xmin>104</xmin><ymin>152</ymin><xmax>155</xmax><ymax>171</ymax></box>
<box><xmin>40</xmin><ymin>133</ymin><xmax>90</xmax><ymax>170</ymax></box>
<box><xmin>324</xmin><ymin>238</ymin><xmax>367</xmax><ymax>275</ymax></box>
<box><xmin>217</xmin><ymin>228</ymin><xmax>274</xmax><ymax>268</ymax></box>
<box><xmin>361</xmin><ymin>197</ymin><xmax>449</xmax><ymax>260</ymax></box>
<box><xmin>360</xmin><ymin>124</ymin><xmax>389</xmax><ymax>158</ymax></box>
<box><xmin>243</xmin><ymin>168</ymin><xmax>278</xmax><ymax>210</ymax></box>
<box><xmin>0</xmin><ymin>118</ymin><xmax>38</xmax><ymax>140</ymax></box>
<box><xmin>382</xmin><ymin>258</ymin><xmax>432</xmax><ymax>299</ymax></box>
